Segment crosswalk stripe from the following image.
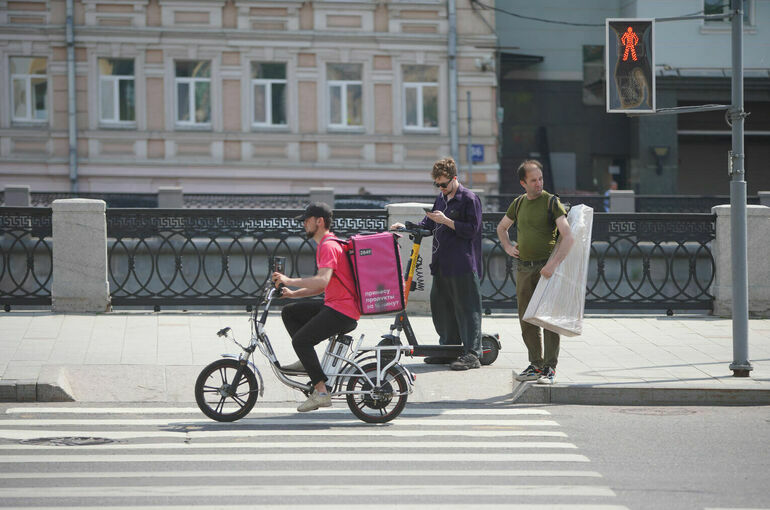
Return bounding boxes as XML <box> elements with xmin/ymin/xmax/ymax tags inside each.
<box><xmin>0</xmin><ymin>484</ymin><xmax>614</xmax><ymax>497</ymax></box>
<box><xmin>0</xmin><ymin>405</ymin><xmax>618</xmax><ymax>508</ymax></box>
<box><xmin>0</xmin><ymin>440</ymin><xmax>578</xmax><ymax>451</ymax></box>
<box><xmin>0</xmin><ymin>428</ymin><xmax>568</xmax><ymax>440</ymax></box>
<box><xmin>0</xmin><ymin>469</ymin><xmax>604</xmax><ymax>479</ymax></box>
<box><xmin>4</xmin><ymin>407</ymin><xmax>551</xmax><ymax>416</ymax></box>
<box><xmin>8</xmin><ymin>506</ymin><xmax>631</xmax><ymax>510</ymax></box>
<box><xmin>0</xmin><ymin>418</ymin><xmax>559</xmax><ymax>426</ymax></box>
<box><xmin>0</xmin><ymin>453</ymin><xmax>591</xmax><ymax>463</ymax></box>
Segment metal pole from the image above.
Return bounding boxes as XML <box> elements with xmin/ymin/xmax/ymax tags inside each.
<box><xmin>466</xmin><ymin>90</ymin><xmax>473</xmax><ymax>187</ymax></box>
<box><xmin>448</xmin><ymin>0</ymin><xmax>459</xmax><ymax>163</ymax></box>
<box><xmin>66</xmin><ymin>0</ymin><xmax>78</xmax><ymax>193</ymax></box>
<box><xmin>729</xmin><ymin>0</ymin><xmax>752</xmax><ymax>377</ymax></box>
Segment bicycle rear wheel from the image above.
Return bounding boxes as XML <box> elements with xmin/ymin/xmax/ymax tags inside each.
<box><xmin>346</xmin><ymin>362</ymin><xmax>408</xmax><ymax>424</ymax></box>
<box><xmin>195</xmin><ymin>358</ymin><xmax>259</xmax><ymax>422</ymax></box>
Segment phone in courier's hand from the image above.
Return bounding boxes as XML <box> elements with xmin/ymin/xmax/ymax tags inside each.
<box><xmin>423</xmin><ymin>206</ymin><xmax>433</xmax><ymax>213</ymax></box>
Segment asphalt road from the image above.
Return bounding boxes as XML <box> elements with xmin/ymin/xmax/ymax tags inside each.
<box><xmin>549</xmin><ymin>404</ymin><xmax>770</xmax><ymax>510</ymax></box>
<box><xmin>0</xmin><ymin>402</ymin><xmax>766</xmax><ymax>509</ymax></box>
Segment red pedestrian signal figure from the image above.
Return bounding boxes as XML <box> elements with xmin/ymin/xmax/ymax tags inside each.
<box><xmin>606</xmin><ymin>19</ymin><xmax>654</xmax><ymax>112</ymax></box>
<box><xmin>621</xmin><ymin>26</ymin><xmax>639</xmax><ymax>61</ymax></box>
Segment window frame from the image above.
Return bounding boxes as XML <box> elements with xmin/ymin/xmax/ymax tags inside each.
<box><xmin>403</xmin><ymin>81</ymin><xmax>439</xmax><ymax>132</ymax></box>
<box><xmin>702</xmin><ymin>0</ymin><xmax>755</xmax><ymax>29</ymax></box>
<box><xmin>98</xmin><ymin>58</ymin><xmax>136</xmax><ymax>126</ymax></box>
<box><xmin>327</xmin><ymin>64</ymin><xmax>363</xmax><ymax>130</ymax></box>
<box><xmin>10</xmin><ymin>57</ymin><xmax>48</xmax><ymax>123</ymax></box>
<box><xmin>174</xmin><ymin>61</ymin><xmax>212</xmax><ymax>128</ymax></box>
<box><xmin>251</xmin><ymin>62</ymin><xmax>287</xmax><ymax>128</ymax></box>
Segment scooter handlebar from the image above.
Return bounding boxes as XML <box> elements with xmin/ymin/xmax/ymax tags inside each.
<box><xmin>400</xmin><ymin>221</ymin><xmax>433</xmax><ymax>237</ymax></box>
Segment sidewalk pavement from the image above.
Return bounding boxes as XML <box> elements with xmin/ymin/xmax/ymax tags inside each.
<box><xmin>1</xmin><ymin>310</ymin><xmax>769</xmax><ymax>405</ymax></box>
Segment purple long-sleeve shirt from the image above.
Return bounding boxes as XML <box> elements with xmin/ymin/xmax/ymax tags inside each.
<box><xmin>419</xmin><ymin>184</ymin><xmax>483</xmax><ymax>277</ymax></box>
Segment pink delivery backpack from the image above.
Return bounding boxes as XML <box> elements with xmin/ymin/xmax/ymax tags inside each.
<box><xmin>325</xmin><ymin>232</ymin><xmax>406</xmax><ymax>315</ymax></box>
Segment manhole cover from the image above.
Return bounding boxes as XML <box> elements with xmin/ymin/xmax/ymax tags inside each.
<box><xmin>617</xmin><ymin>408</ymin><xmax>696</xmax><ymax>416</ymax></box>
<box><xmin>19</xmin><ymin>437</ymin><xmax>118</xmax><ymax>446</ymax></box>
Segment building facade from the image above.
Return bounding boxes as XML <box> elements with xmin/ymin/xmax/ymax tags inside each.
<box><xmin>495</xmin><ymin>0</ymin><xmax>770</xmax><ymax>195</ymax></box>
<box><xmin>0</xmin><ymin>0</ymin><xmax>499</xmax><ymax>195</ymax></box>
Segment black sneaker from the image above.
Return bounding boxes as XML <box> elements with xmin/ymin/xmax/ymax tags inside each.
<box><xmin>537</xmin><ymin>366</ymin><xmax>556</xmax><ymax>385</ymax></box>
<box><xmin>515</xmin><ymin>364</ymin><xmax>543</xmax><ymax>382</ymax></box>
<box><xmin>450</xmin><ymin>353</ymin><xmax>481</xmax><ymax>371</ymax></box>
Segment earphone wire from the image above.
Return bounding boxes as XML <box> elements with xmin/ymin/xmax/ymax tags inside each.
<box><xmin>432</xmin><ymin>188</ymin><xmax>449</xmax><ymax>256</ymax></box>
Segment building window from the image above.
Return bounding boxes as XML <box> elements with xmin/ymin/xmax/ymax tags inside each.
<box><xmin>403</xmin><ymin>65</ymin><xmax>438</xmax><ymax>130</ymax></box>
<box><xmin>582</xmin><ymin>46</ymin><xmax>604</xmax><ymax>106</ymax></box>
<box><xmin>327</xmin><ymin>63</ymin><xmax>362</xmax><ymax>128</ymax></box>
<box><xmin>704</xmin><ymin>0</ymin><xmax>752</xmax><ymax>25</ymax></box>
<box><xmin>252</xmin><ymin>62</ymin><xmax>286</xmax><ymax>127</ymax></box>
<box><xmin>99</xmin><ymin>58</ymin><xmax>135</xmax><ymax>124</ymax></box>
<box><xmin>175</xmin><ymin>60</ymin><xmax>211</xmax><ymax>126</ymax></box>
<box><xmin>10</xmin><ymin>57</ymin><xmax>48</xmax><ymax>122</ymax></box>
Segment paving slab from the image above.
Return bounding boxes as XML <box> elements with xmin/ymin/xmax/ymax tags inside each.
<box><xmin>0</xmin><ymin>311</ymin><xmax>768</xmax><ymax>405</ymax></box>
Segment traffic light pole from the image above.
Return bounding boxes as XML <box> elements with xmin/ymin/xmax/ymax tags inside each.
<box><xmin>467</xmin><ymin>90</ymin><xmax>474</xmax><ymax>188</ymax></box>
<box><xmin>618</xmin><ymin>4</ymin><xmax>752</xmax><ymax>377</ymax></box>
<box><xmin>728</xmin><ymin>0</ymin><xmax>752</xmax><ymax>377</ymax></box>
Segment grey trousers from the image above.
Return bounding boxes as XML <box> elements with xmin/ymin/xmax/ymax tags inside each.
<box><xmin>430</xmin><ymin>271</ymin><xmax>483</xmax><ymax>358</ymax></box>
<box><xmin>516</xmin><ymin>262</ymin><xmax>560</xmax><ymax>369</ymax></box>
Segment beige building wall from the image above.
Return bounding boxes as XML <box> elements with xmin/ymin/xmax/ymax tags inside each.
<box><xmin>0</xmin><ymin>0</ymin><xmax>499</xmax><ymax>195</ymax></box>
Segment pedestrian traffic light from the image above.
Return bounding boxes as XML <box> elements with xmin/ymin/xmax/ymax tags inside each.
<box><xmin>605</xmin><ymin>19</ymin><xmax>655</xmax><ymax>113</ymax></box>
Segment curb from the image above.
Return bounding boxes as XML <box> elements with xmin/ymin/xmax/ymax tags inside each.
<box><xmin>512</xmin><ymin>381</ymin><xmax>770</xmax><ymax>405</ymax></box>
<box><xmin>0</xmin><ymin>367</ymin><xmax>75</xmax><ymax>403</ymax></box>
<box><xmin>2</xmin><ymin>370</ymin><xmax>769</xmax><ymax>405</ymax></box>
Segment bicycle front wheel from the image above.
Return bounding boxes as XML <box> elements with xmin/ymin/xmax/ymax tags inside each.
<box><xmin>195</xmin><ymin>358</ymin><xmax>259</xmax><ymax>422</ymax></box>
<box><xmin>346</xmin><ymin>362</ymin><xmax>408</xmax><ymax>424</ymax></box>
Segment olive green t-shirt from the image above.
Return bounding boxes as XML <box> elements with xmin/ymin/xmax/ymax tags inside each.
<box><xmin>505</xmin><ymin>191</ymin><xmax>566</xmax><ymax>261</ymax></box>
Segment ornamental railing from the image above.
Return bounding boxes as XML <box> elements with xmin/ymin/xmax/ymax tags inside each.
<box><xmin>480</xmin><ymin>212</ymin><xmax>715</xmax><ymax>312</ymax></box>
<box><xmin>30</xmin><ymin>192</ymin><xmax>158</xmax><ymax>208</ymax></box>
<box><xmin>0</xmin><ymin>207</ymin><xmax>53</xmax><ymax>307</ymax></box>
<box><xmin>183</xmin><ymin>194</ymin><xmax>308</xmax><ymax>209</ymax></box>
<box><xmin>635</xmin><ymin>194</ymin><xmax>760</xmax><ymax>213</ymax></box>
<box><xmin>1</xmin><ymin>206</ymin><xmax>716</xmax><ymax>312</ymax></box>
<box><xmin>105</xmin><ymin>208</ymin><xmax>388</xmax><ymax>307</ymax></box>
<box><xmin>3</xmin><ymin>191</ymin><xmax>761</xmax><ymax>214</ymax></box>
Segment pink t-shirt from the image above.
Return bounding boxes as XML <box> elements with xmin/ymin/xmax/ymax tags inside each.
<box><xmin>318</xmin><ymin>233</ymin><xmax>361</xmax><ymax>321</ymax></box>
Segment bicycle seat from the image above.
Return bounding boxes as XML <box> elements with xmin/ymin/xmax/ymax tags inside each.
<box><xmin>336</xmin><ymin>322</ymin><xmax>357</xmax><ymax>337</ymax></box>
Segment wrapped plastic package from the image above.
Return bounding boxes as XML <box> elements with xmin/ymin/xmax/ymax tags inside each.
<box><xmin>522</xmin><ymin>204</ymin><xmax>594</xmax><ymax>337</ymax></box>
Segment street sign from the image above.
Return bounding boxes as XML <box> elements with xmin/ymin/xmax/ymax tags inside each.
<box><xmin>470</xmin><ymin>144</ymin><xmax>484</xmax><ymax>163</ymax></box>
<box><xmin>606</xmin><ymin>18</ymin><xmax>655</xmax><ymax>113</ymax></box>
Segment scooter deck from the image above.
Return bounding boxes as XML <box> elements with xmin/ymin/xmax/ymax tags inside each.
<box><xmin>409</xmin><ymin>344</ymin><xmax>464</xmax><ymax>357</ymax></box>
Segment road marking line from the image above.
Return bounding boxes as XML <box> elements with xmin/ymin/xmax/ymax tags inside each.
<box><xmin>0</xmin><ymin>418</ymin><xmax>560</xmax><ymax>427</ymax></box>
<box><xmin>0</xmin><ymin>429</ymin><xmax>568</xmax><ymax>440</ymax></box>
<box><xmin>4</xmin><ymin>407</ymin><xmax>551</xmax><ymax>416</ymax></box>
<box><xmin>0</xmin><ymin>484</ymin><xmax>613</xmax><ymax>497</ymax></box>
<box><xmin>0</xmin><ymin>453</ymin><xmax>590</xmax><ymax>463</ymax></box>
<box><xmin>0</xmin><ymin>469</ymin><xmax>603</xmax><ymax>479</ymax></box>
<box><xmin>0</xmin><ymin>440</ymin><xmax>578</xmax><ymax>451</ymax></box>
<box><xmin>8</xmin><ymin>506</ymin><xmax>630</xmax><ymax>510</ymax></box>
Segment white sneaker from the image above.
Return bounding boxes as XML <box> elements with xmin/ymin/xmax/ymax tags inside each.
<box><xmin>515</xmin><ymin>364</ymin><xmax>543</xmax><ymax>382</ymax></box>
<box><xmin>536</xmin><ymin>366</ymin><xmax>555</xmax><ymax>385</ymax></box>
<box><xmin>297</xmin><ymin>389</ymin><xmax>332</xmax><ymax>412</ymax></box>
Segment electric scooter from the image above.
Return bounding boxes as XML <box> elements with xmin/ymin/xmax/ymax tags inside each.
<box><xmin>381</xmin><ymin>222</ymin><xmax>502</xmax><ymax>365</ymax></box>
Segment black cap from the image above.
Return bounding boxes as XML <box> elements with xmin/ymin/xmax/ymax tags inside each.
<box><xmin>294</xmin><ymin>202</ymin><xmax>333</xmax><ymax>223</ymax></box>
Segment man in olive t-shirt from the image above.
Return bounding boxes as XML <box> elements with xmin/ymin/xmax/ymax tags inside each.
<box><xmin>496</xmin><ymin>160</ymin><xmax>574</xmax><ymax>385</ymax></box>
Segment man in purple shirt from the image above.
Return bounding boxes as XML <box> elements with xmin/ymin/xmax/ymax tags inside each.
<box><xmin>391</xmin><ymin>157</ymin><xmax>483</xmax><ymax>370</ymax></box>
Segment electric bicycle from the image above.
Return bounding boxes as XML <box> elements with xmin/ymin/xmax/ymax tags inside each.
<box><xmin>194</xmin><ymin>282</ymin><xmax>416</xmax><ymax>424</ymax></box>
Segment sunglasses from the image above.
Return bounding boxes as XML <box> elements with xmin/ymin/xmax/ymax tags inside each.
<box><xmin>433</xmin><ymin>180</ymin><xmax>452</xmax><ymax>189</ymax></box>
